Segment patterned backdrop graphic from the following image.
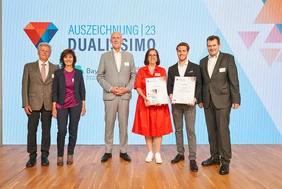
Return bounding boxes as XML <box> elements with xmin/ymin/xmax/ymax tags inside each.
<box><xmin>2</xmin><ymin>0</ymin><xmax>282</xmax><ymax>144</ymax></box>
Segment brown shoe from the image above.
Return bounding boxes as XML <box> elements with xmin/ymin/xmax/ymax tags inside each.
<box><xmin>67</xmin><ymin>155</ymin><xmax>73</xmax><ymax>165</ymax></box>
<box><xmin>57</xmin><ymin>157</ymin><xmax>63</xmax><ymax>166</ymax></box>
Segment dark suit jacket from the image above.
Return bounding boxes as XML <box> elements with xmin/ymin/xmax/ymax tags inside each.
<box><xmin>199</xmin><ymin>52</ymin><xmax>240</xmax><ymax>109</ymax></box>
<box><xmin>167</xmin><ymin>61</ymin><xmax>202</xmax><ymax>103</ymax></box>
<box><xmin>22</xmin><ymin>61</ymin><xmax>59</xmax><ymax>110</ymax></box>
<box><xmin>52</xmin><ymin>68</ymin><xmax>86</xmax><ymax>105</ymax></box>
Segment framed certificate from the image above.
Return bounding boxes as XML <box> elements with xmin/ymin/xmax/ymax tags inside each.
<box><xmin>145</xmin><ymin>77</ymin><xmax>168</xmax><ymax>105</ymax></box>
<box><xmin>172</xmin><ymin>76</ymin><xmax>196</xmax><ymax>104</ymax></box>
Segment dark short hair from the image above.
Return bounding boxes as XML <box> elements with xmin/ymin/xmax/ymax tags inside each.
<box><xmin>176</xmin><ymin>42</ymin><xmax>190</xmax><ymax>51</ymax></box>
<box><xmin>206</xmin><ymin>35</ymin><xmax>220</xmax><ymax>45</ymax></box>
<box><xmin>59</xmin><ymin>49</ymin><xmax>77</xmax><ymax>68</ymax></box>
<box><xmin>144</xmin><ymin>48</ymin><xmax>160</xmax><ymax>65</ymax></box>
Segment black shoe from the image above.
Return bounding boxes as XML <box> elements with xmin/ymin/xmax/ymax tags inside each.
<box><xmin>201</xmin><ymin>157</ymin><xmax>220</xmax><ymax>166</ymax></box>
<box><xmin>41</xmin><ymin>157</ymin><xmax>50</xmax><ymax>166</ymax></box>
<box><xmin>190</xmin><ymin>160</ymin><xmax>198</xmax><ymax>172</ymax></box>
<box><xmin>26</xmin><ymin>158</ymin><xmax>36</xmax><ymax>167</ymax></box>
<box><xmin>101</xmin><ymin>153</ymin><xmax>112</xmax><ymax>162</ymax></box>
<box><xmin>171</xmin><ymin>154</ymin><xmax>185</xmax><ymax>164</ymax></box>
<box><xmin>120</xmin><ymin>153</ymin><xmax>131</xmax><ymax>162</ymax></box>
<box><xmin>219</xmin><ymin>165</ymin><xmax>229</xmax><ymax>175</ymax></box>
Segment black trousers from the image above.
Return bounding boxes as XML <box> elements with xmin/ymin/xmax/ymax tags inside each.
<box><xmin>56</xmin><ymin>103</ymin><xmax>82</xmax><ymax>157</ymax></box>
<box><xmin>27</xmin><ymin>106</ymin><xmax>52</xmax><ymax>159</ymax></box>
<box><xmin>204</xmin><ymin>99</ymin><xmax>231</xmax><ymax>165</ymax></box>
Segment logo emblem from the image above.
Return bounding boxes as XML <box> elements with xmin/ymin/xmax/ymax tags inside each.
<box><xmin>24</xmin><ymin>22</ymin><xmax>58</xmax><ymax>48</ymax></box>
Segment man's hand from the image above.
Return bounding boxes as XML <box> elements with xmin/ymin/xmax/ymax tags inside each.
<box><xmin>232</xmin><ymin>103</ymin><xmax>240</xmax><ymax>109</ymax></box>
<box><xmin>198</xmin><ymin>103</ymin><xmax>203</xmax><ymax>108</ymax></box>
<box><xmin>24</xmin><ymin>106</ymin><xmax>32</xmax><ymax>115</ymax></box>
<box><xmin>111</xmin><ymin>87</ymin><xmax>129</xmax><ymax>96</ymax></box>
<box><xmin>187</xmin><ymin>98</ymin><xmax>197</xmax><ymax>106</ymax></box>
<box><xmin>116</xmin><ymin>87</ymin><xmax>129</xmax><ymax>95</ymax></box>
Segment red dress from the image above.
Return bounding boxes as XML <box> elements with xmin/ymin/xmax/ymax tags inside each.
<box><xmin>132</xmin><ymin>65</ymin><xmax>173</xmax><ymax>136</ymax></box>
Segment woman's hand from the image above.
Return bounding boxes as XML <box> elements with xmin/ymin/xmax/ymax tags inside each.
<box><xmin>52</xmin><ymin>107</ymin><xmax>57</xmax><ymax>118</ymax></box>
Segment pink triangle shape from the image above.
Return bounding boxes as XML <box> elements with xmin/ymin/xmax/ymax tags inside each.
<box><xmin>276</xmin><ymin>51</ymin><xmax>282</xmax><ymax>62</ymax></box>
<box><xmin>238</xmin><ymin>31</ymin><xmax>259</xmax><ymax>50</ymax></box>
<box><xmin>260</xmin><ymin>48</ymin><xmax>280</xmax><ymax>66</ymax></box>
<box><xmin>265</xmin><ymin>25</ymin><xmax>282</xmax><ymax>43</ymax></box>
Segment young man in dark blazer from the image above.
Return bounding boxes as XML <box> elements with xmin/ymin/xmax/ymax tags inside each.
<box><xmin>198</xmin><ymin>35</ymin><xmax>241</xmax><ymax>175</ymax></box>
<box><xmin>167</xmin><ymin>42</ymin><xmax>202</xmax><ymax>172</ymax></box>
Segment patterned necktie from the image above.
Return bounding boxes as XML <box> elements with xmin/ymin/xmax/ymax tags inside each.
<box><xmin>41</xmin><ymin>63</ymin><xmax>46</xmax><ymax>82</ymax></box>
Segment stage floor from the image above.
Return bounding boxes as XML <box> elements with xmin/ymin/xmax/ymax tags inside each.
<box><xmin>0</xmin><ymin>145</ymin><xmax>281</xmax><ymax>189</ymax></box>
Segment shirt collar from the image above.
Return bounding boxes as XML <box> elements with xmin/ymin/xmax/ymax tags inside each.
<box><xmin>113</xmin><ymin>49</ymin><xmax>122</xmax><ymax>53</ymax></box>
<box><xmin>178</xmin><ymin>59</ymin><xmax>188</xmax><ymax>66</ymax></box>
<box><xmin>208</xmin><ymin>51</ymin><xmax>220</xmax><ymax>59</ymax></box>
<box><xmin>38</xmin><ymin>60</ymin><xmax>48</xmax><ymax>65</ymax></box>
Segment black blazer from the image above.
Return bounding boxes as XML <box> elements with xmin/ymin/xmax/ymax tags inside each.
<box><xmin>167</xmin><ymin>61</ymin><xmax>202</xmax><ymax>103</ymax></box>
<box><xmin>52</xmin><ymin>68</ymin><xmax>86</xmax><ymax>105</ymax></box>
<box><xmin>199</xmin><ymin>52</ymin><xmax>240</xmax><ymax>109</ymax></box>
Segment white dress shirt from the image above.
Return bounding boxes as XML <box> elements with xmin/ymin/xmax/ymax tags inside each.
<box><xmin>208</xmin><ymin>52</ymin><xmax>219</xmax><ymax>78</ymax></box>
<box><xmin>113</xmin><ymin>49</ymin><xmax>122</xmax><ymax>73</ymax></box>
<box><xmin>178</xmin><ymin>60</ymin><xmax>188</xmax><ymax>77</ymax></box>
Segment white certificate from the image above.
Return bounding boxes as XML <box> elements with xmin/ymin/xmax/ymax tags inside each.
<box><xmin>172</xmin><ymin>76</ymin><xmax>196</xmax><ymax>104</ymax></box>
<box><xmin>145</xmin><ymin>77</ymin><xmax>168</xmax><ymax>105</ymax></box>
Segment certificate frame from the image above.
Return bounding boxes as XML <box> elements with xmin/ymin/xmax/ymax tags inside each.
<box><xmin>172</xmin><ymin>76</ymin><xmax>196</xmax><ymax>104</ymax></box>
<box><xmin>145</xmin><ymin>77</ymin><xmax>168</xmax><ymax>105</ymax></box>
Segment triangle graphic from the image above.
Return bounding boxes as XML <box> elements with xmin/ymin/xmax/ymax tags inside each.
<box><xmin>254</xmin><ymin>0</ymin><xmax>282</xmax><ymax>24</ymax></box>
<box><xmin>265</xmin><ymin>25</ymin><xmax>282</xmax><ymax>43</ymax></box>
<box><xmin>238</xmin><ymin>31</ymin><xmax>259</xmax><ymax>50</ymax></box>
<box><xmin>276</xmin><ymin>51</ymin><xmax>282</xmax><ymax>62</ymax></box>
<box><xmin>23</xmin><ymin>29</ymin><xmax>41</xmax><ymax>46</ymax></box>
<box><xmin>276</xmin><ymin>24</ymin><xmax>282</xmax><ymax>34</ymax></box>
<box><xmin>30</xmin><ymin>22</ymin><xmax>51</xmax><ymax>30</ymax></box>
<box><xmin>259</xmin><ymin>48</ymin><xmax>280</xmax><ymax>66</ymax></box>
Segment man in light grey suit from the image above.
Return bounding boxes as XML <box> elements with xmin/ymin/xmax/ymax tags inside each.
<box><xmin>198</xmin><ymin>35</ymin><xmax>240</xmax><ymax>175</ymax></box>
<box><xmin>22</xmin><ymin>42</ymin><xmax>59</xmax><ymax>167</ymax></box>
<box><xmin>97</xmin><ymin>32</ymin><xmax>136</xmax><ymax>162</ymax></box>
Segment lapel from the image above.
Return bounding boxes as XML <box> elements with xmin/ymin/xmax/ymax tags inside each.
<box><xmin>211</xmin><ymin>52</ymin><xmax>223</xmax><ymax>78</ymax></box>
<box><xmin>184</xmin><ymin>61</ymin><xmax>193</xmax><ymax>76</ymax></box>
<box><xmin>45</xmin><ymin>62</ymin><xmax>53</xmax><ymax>82</ymax></box>
<box><xmin>172</xmin><ymin>63</ymin><xmax>180</xmax><ymax>76</ymax></box>
<box><xmin>120</xmin><ymin>51</ymin><xmax>125</xmax><ymax>73</ymax></box>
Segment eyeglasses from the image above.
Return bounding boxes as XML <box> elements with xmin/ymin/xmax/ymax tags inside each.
<box><xmin>149</xmin><ymin>54</ymin><xmax>157</xmax><ymax>57</ymax></box>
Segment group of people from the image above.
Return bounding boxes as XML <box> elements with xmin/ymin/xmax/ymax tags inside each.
<box><xmin>22</xmin><ymin>43</ymin><xmax>86</xmax><ymax>167</ymax></box>
<box><xmin>22</xmin><ymin>31</ymin><xmax>240</xmax><ymax>176</ymax></box>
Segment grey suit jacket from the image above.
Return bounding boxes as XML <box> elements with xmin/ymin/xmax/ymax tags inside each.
<box><xmin>22</xmin><ymin>61</ymin><xmax>59</xmax><ymax>111</ymax></box>
<box><xmin>199</xmin><ymin>52</ymin><xmax>240</xmax><ymax>109</ymax></box>
<box><xmin>97</xmin><ymin>50</ymin><xmax>136</xmax><ymax>101</ymax></box>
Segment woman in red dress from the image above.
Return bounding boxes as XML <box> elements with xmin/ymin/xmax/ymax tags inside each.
<box><xmin>132</xmin><ymin>48</ymin><xmax>173</xmax><ymax>164</ymax></box>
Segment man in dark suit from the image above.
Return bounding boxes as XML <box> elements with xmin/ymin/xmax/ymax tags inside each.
<box><xmin>198</xmin><ymin>35</ymin><xmax>240</xmax><ymax>175</ymax></box>
<box><xmin>22</xmin><ymin>42</ymin><xmax>59</xmax><ymax>167</ymax></box>
<box><xmin>97</xmin><ymin>32</ymin><xmax>136</xmax><ymax>162</ymax></box>
<box><xmin>167</xmin><ymin>42</ymin><xmax>202</xmax><ymax>172</ymax></box>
